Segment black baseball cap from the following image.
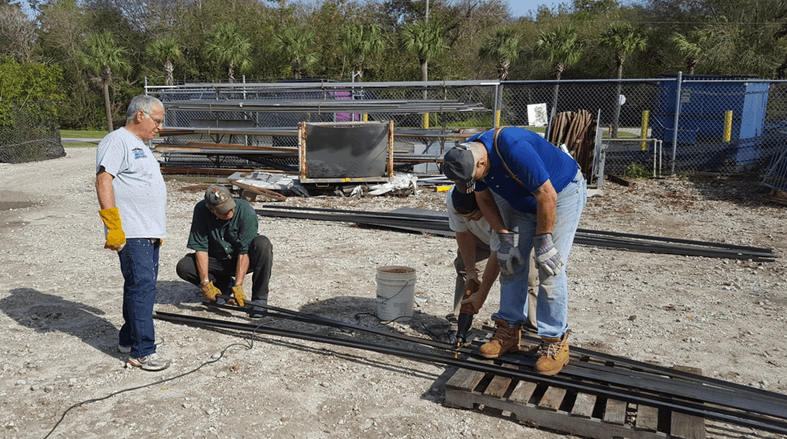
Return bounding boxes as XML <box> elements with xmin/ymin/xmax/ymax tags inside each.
<box><xmin>442</xmin><ymin>144</ymin><xmax>476</xmax><ymax>193</ymax></box>
<box><xmin>450</xmin><ymin>186</ymin><xmax>479</xmax><ymax>214</ymax></box>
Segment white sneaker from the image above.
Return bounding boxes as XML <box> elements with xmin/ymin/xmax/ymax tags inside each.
<box><xmin>118</xmin><ymin>337</ymin><xmax>163</xmax><ymax>354</ymax></box>
<box><xmin>126</xmin><ymin>353</ymin><xmax>171</xmax><ymax>371</ymax></box>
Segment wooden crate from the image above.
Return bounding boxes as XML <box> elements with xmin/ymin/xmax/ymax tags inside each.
<box><xmin>444</xmin><ymin>362</ymin><xmax>706</xmax><ymax>439</ymax></box>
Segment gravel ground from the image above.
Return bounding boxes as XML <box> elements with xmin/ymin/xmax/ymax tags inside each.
<box><xmin>0</xmin><ymin>147</ymin><xmax>785</xmax><ymax>439</ymax></box>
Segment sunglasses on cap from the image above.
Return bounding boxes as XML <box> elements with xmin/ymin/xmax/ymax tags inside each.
<box><xmin>454</xmin><ymin>178</ymin><xmax>476</xmax><ymax>193</ymax></box>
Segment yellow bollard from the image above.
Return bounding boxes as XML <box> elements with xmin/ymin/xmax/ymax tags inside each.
<box><xmin>495</xmin><ymin>110</ymin><xmax>501</xmax><ymax>128</ymax></box>
<box><xmin>423</xmin><ymin>113</ymin><xmax>429</xmax><ymax>129</ymax></box>
<box><xmin>723</xmin><ymin>110</ymin><xmax>733</xmax><ymax>142</ymax></box>
<box><xmin>640</xmin><ymin>110</ymin><xmax>650</xmax><ymax>151</ymax></box>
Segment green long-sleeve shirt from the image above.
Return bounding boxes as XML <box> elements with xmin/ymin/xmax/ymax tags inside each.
<box><xmin>186</xmin><ymin>198</ymin><xmax>258</xmax><ymax>261</ymax></box>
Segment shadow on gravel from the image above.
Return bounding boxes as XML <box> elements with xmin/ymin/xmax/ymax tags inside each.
<box><xmin>298</xmin><ymin>295</ymin><xmax>452</xmax><ymax>342</ymax></box>
<box><xmin>154</xmin><ymin>293</ymin><xmax>459</xmax><ymax>405</ymax></box>
<box><xmin>155</xmin><ymin>280</ymin><xmax>202</xmax><ymax>305</ymax></box>
<box><xmin>0</xmin><ymin>288</ymin><xmax>118</xmax><ymax>356</ymax></box>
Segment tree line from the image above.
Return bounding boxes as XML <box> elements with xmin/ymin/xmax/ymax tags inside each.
<box><xmin>1</xmin><ymin>0</ymin><xmax>786</xmax><ymax>130</ymax></box>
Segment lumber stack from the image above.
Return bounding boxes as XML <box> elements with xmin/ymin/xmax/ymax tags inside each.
<box><xmin>548</xmin><ymin>110</ymin><xmax>597</xmax><ymax>176</ymax></box>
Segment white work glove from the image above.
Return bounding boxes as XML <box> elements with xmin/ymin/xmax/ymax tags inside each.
<box><xmin>464</xmin><ymin>269</ymin><xmax>480</xmax><ymax>293</ymax></box>
<box><xmin>533</xmin><ymin>233</ymin><xmax>563</xmax><ymax>277</ymax></box>
<box><xmin>496</xmin><ymin>229</ymin><xmax>523</xmax><ymax>276</ymax></box>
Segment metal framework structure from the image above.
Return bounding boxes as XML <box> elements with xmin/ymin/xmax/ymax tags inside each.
<box><xmin>146</xmin><ymin>77</ymin><xmax>787</xmax><ymax>190</ymax></box>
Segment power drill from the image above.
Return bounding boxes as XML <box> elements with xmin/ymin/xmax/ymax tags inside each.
<box><xmin>456</xmin><ymin>313</ymin><xmax>473</xmax><ymax>345</ymax></box>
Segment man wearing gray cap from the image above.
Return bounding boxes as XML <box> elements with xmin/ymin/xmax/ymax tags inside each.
<box><xmin>176</xmin><ymin>185</ymin><xmax>273</xmax><ymax>315</ymax></box>
<box><xmin>442</xmin><ymin>126</ymin><xmax>586</xmax><ymax>376</ymax></box>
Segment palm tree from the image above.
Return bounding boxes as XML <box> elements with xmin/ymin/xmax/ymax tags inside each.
<box><xmin>599</xmin><ymin>23</ymin><xmax>647</xmax><ymax>138</ymax></box>
<box><xmin>399</xmin><ymin>19</ymin><xmax>447</xmax><ymax>127</ymax></box>
<box><xmin>204</xmin><ymin>23</ymin><xmax>252</xmax><ymax>82</ymax></box>
<box><xmin>270</xmin><ymin>27</ymin><xmax>319</xmax><ymax>79</ymax></box>
<box><xmin>479</xmin><ymin>27</ymin><xmax>521</xmax><ymax>126</ymax></box>
<box><xmin>147</xmin><ymin>37</ymin><xmax>181</xmax><ymax>86</ymax></box>
<box><xmin>671</xmin><ymin>30</ymin><xmax>713</xmax><ymax>75</ymax></box>
<box><xmin>340</xmin><ymin>22</ymin><xmax>386</xmax><ymax>82</ymax></box>
<box><xmin>536</xmin><ymin>25</ymin><xmax>583</xmax><ymax>125</ymax></box>
<box><xmin>76</xmin><ymin>31</ymin><xmax>130</xmax><ymax>132</ymax></box>
<box><xmin>478</xmin><ymin>28</ymin><xmax>521</xmax><ymax>81</ymax></box>
<box><xmin>399</xmin><ymin>19</ymin><xmax>447</xmax><ymax>84</ymax></box>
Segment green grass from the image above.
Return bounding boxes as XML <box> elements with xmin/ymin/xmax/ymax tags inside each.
<box><xmin>622</xmin><ymin>163</ymin><xmax>651</xmax><ymax>179</ymax></box>
<box><xmin>602</xmin><ymin>131</ymin><xmax>641</xmax><ymax>139</ymax></box>
<box><xmin>60</xmin><ymin>129</ymin><xmax>108</xmax><ymax>139</ymax></box>
<box><xmin>64</xmin><ymin>142</ymin><xmax>100</xmax><ymax>148</ymax></box>
<box><xmin>60</xmin><ymin>129</ymin><xmax>107</xmax><ymax>148</ymax></box>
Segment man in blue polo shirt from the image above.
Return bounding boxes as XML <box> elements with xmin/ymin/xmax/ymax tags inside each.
<box><xmin>442</xmin><ymin>127</ymin><xmax>586</xmax><ymax>375</ymax></box>
<box><xmin>176</xmin><ymin>185</ymin><xmax>273</xmax><ymax>315</ymax></box>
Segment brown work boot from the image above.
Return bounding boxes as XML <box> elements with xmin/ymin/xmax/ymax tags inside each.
<box><xmin>534</xmin><ymin>333</ymin><xmax>570</xmax><ymax>375</ymax></box>
<box><xmin>479</xmin><ymin>318</ymin><xmax>521</xmax><ymax>358</ymax></box>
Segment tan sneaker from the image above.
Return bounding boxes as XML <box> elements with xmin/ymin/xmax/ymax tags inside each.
<box><xmin>479</xmin><ymin>318</ymin><xmax>521</xmax><ymax>358</ymax></box>
<box><xmin>534</xmin><ymin>333</ymin><xmax>570</xmax><ymax>375</ymax></box>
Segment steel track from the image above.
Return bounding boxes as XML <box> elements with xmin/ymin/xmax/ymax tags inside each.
<box><xmin>201</xmin><ymin>300</ymin><xmax>787</xmax><ymax>417</ymax></box>
<box><xmin>255</xmin><ymin>205</ymin><xmax>775</xmax><ymax>261</ymax></box>
<box><xmin>206</xmin><ymin>298</ymin><xmax>785</xmax><ymax>407</ymax></box>
<box><xmin>154</xmin><ymin>309</ymin><xmax>787</xmax><ymax>435</ymax></box>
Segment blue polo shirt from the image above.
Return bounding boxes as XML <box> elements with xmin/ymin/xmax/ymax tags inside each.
<box><xmin>469</xmin><ymin>128</ymin><xmax>579</xmax><ymax>214</ymax></box>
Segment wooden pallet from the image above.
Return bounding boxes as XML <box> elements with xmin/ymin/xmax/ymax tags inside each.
<box><xmin>444</xmin><ymin>361</ymin><xmax>706</xmax><ymax>439</ymax></box>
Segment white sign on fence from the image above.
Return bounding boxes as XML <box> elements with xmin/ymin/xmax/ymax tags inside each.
<box><xmin>527</xmin><ymin>103</ymin><xmax>548</xmax><ymax>127</ymax></box>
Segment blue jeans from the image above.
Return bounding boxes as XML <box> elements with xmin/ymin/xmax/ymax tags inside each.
<box><xmin>493</xmin><ymin>170</ymin><xmax>586</xmax><ymax>338</ymax></box>
<box><xmin>117</xmin><ymin>238</ymin><xmax>160</xmax><ymax>358</ymax></box>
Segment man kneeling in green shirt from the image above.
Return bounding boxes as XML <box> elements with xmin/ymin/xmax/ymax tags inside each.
<box><xmin>177</xmin><ymin>185</ymin><xmax>272</xmax><ymax>315</ymax></box>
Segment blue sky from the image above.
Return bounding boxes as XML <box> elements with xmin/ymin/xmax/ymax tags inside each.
<box><xmin>508</xmin><ymin>0</ymin><xmax>564</xmax><ymax>18</ymax></box>
<box><xmin>507</xmin><ymin>0</ymin><xmax>643</xmax><ymax>18</ymax></box>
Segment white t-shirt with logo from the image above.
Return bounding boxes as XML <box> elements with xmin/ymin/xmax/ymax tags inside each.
<box><xmin>96</xmin><ymin>127</ymin><xmax>166</xmax><ymax>239</ymax></box>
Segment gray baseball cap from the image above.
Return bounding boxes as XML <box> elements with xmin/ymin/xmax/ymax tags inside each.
<box><xmin>205</xmin><ymin>185</ymin><xmax>236</xmax><ymax>214</ymax></box>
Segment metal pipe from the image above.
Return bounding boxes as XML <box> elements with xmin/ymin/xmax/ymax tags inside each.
<box><xmin>671</xmin><ymin>71</ymin><xmax>682</xmax><ymax>174</ymax></box>
<box><xmin>153</xmin><ymin>311</ymin><xmax>787</xmax><ymax>434</ymax></box>
<box><xmin>256</xmin><ymin>205</ymin><xmax>774</xmax><ymax>260</ymax></box>
<box><xmin>179</xmin><ymin>300</ymin><xmax>787</xmax><ymax>406</ymax></box>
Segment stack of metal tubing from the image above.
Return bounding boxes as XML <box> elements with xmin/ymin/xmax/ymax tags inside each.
<box><xmin>255</xmin><ymin>205</ymin><xmax>775</xmax><ymax>262</ymax></box>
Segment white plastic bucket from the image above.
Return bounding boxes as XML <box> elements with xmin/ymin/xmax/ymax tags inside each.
<box><xmin>375</xmin><ymin>266</ymin><xmax>416</xmax><ymax>321</ymax></box>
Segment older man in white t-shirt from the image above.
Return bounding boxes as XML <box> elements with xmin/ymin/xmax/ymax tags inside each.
<box><xmin>96</xmin><ymin>95</ymin><xmax>170</xmax><ymax>371</ymax></box>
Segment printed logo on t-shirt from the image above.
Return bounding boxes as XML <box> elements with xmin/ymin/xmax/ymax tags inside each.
<box><xmin>132</xmin><ymin>148</ymin><xmax>147</xmax><ymax>160</ymax></box>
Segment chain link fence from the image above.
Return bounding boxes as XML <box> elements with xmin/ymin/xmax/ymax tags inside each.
<box><xmin>147</xmin><ymin>76</ymin><xmax>787</xmax><ymax>190</ymax></box>
<box><xmin>0</xmin><ymin>105</ymin><xmax>64</xmax><ymax>164</ymax></box>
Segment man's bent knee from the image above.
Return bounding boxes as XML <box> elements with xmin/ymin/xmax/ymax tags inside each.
<box><xmin>175</xmin><ymin>254</ymin><xmax>196</xmax><ymax>282</ymax></box>
<box><xmin>251</xmin><ymin>235</ymin><xmax>273</xmax><ymax>258</ymax></box>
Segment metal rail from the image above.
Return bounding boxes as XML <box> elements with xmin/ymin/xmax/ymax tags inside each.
<box><xmin>163</xmin><ymin>99</ymin><xmax>488</xmax><ymax>114</ymax></box>
<box><xmin>199</xmin><ymin>300</ymin><xmax>787</xmax><ymax>416</ymax></box>
<box><xmin>154</xmin><ymin>310</ymin><xmax>787</xmax><ymax>435</ymax></box>
<box><xmin>256</xmin><ymin>205</ymin><xmax>775</xmax><ymax>261</ymax></box>
<box><xmin>201</xmin><ymin>299</ymin><xmax>787</xmax><ymax>414</ymax></box>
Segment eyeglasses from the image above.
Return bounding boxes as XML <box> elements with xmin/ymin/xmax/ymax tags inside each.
<box><xmin>143</xmin><ymin>111</ymin><xmax>164</xmax><ymax>126</ymax></box>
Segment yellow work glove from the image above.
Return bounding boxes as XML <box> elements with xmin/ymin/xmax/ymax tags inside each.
<box><xmin>200</xmin><ymin>281</ymin><xmax>222</xmax><ymax>301</ymax></box>
<box><xmin>99</xmin><ymin>207</ymin><xmax>126</xmax><ymax>251</ymax></box>
<box><xmin>231</xmin><ymin>285</ymin><xmax>247</xmax><ymax>307</ymax></box>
